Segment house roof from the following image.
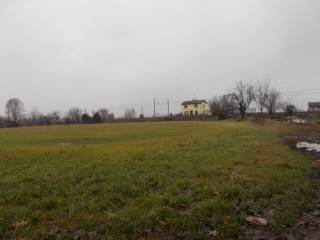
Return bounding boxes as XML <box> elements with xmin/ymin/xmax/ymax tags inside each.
<box><xmin>182</xmin><ymin>99</ymin><xmax>207</xmax><ymax>105</ymax></box>
<box><xmin>309</xmin><ymin>102</ymin><xmax>320</xmax><ymax>107</ymax></box>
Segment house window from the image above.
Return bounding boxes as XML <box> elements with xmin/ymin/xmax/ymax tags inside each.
<box><xmin>184</xmin><ymin>105</ymin><xmax>188</xmax><ymax>108</ymax></box>
<box><xmin>194</xmin><ymin>104</ymin><xmax>198</xmax><ymax>108</ymax></box>
<box><xmin>195</xmin><ymin>110</ymin><xmax>198</xmax><ymax>115</ymax></box>
<box><xmin>190</xmin><ymin>110</ymin><xmax>193</xmax><ymax>115</ymax></box>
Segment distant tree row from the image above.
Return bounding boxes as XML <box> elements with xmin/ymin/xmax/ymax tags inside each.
<box><xmin>209</xmin><ymin>79</ymin><xmax>297</xmax><ymax>120</ymax></box>
<box><xmin>0</xmin><ymin>99</ymin><xmax>115</xmax><ymax>128</ymax></box>
<box><xmin>64</xmin><ymin>108</ymin><xmax>114</xmax><ymax>124</ymax></box>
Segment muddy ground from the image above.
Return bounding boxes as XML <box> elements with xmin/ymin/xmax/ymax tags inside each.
<box><xmin>240</xmin><ymin>124</ymin><xmax>320</xmax><ymax>240</ymax></box>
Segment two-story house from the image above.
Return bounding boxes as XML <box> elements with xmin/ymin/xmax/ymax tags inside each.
<box><xmin>181</xmin><ymin>99</ymin><xmax>209</xmax><ymax>116</ymax></box>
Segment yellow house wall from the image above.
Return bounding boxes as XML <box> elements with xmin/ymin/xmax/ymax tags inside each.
<box><xmin>181</xmin><ymin>103</ymin><xmax>209</xmax><ymax>115</ymax></box>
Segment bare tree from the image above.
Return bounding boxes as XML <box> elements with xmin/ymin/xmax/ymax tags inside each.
<box><xmin>97</xmin><ymin>108</ymin><xmax>109</xmax><ymax>122</ymax></box>
<box><xmin>254</xmin><ymin>79</ymin><xmax>271</xmax><ymax>113</ymax></box>
<box><xmin>30</xmin><ymin>108</ymin><xmax>41</xmax><ymax>125</ymax></box>
<box><xmin>209</xmin><ymin>94</ymin><xmax>237</xmax><ymax>120</ymax></box>
<box><xmin>66</xmin><ymin>107</ymin><xmax>82</xmax><ymax>123</ymax></box>
<box><xmin>48</xmin><ymin>111</ymin><xmax>61</xmax><ymax>125</ymax></box>
<box><xmin>265</xmin><ymin>88</ymin><xmax>281</xmax><ymax>119</ymax></box>
<box><xmin>232</xmin><ymin>81</ymin><xmax>255</xmax><ymax>119</ymax></box>
<box><xmin>5</xmin><ymin>98</ymin><xmax>24</xmax><ymax>125</ymax></box>
<box><xmin>124</xmin><ymin>109</ymin><xmax>136</xmax><ymax>119</ymax></box>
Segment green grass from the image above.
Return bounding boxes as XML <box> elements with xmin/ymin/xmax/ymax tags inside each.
<box><xmin>0</xmin><ymin>121</ymin><xmax>316</xmax><ymax>239</ymax></box>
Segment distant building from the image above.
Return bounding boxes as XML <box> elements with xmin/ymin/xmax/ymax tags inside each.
<box><xmin>181</xmin><ymin>99</ymin><xmax>209</xmax><ymax>116</ymax></box>
<box><xmin>308</xmin><ymin>102</ymin><xmax>320</xmax><ymax>112</ymax></box>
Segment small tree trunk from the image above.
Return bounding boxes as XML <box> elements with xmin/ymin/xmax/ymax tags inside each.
<box><xmin>269</xmin><ymin>111</ymin><xmax>274</xmax><ymax>119</ymax></box>
<box><xmin>240</xmin><ymin>111</ymin><xmax>246</xmax><ymax>119</ymax></box>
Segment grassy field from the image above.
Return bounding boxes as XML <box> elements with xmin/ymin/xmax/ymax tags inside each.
<box><xmin>0</xmin><ymin>121</ymin><xmax>316</xmax><ymax>239</ymax></box>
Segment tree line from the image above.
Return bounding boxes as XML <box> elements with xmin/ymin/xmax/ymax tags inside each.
<box><xmin>209</xmin><ymin>79</ymin><xmax>297</xmax><ymax>120</ymax></box>
<box><xmin>0</xmin><ymin>79</ymin><xmax>297</xmax><ymax>128</ymax></box>
<box><xmin>0</xmin><ymin>99</ymin><xmax>115</xmax><ymax>127</ymax></box>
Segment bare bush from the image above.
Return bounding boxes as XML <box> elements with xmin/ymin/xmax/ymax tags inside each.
<box><xmin>282</xmin><ymin>102</ymin><xmax>297</xmax><ymax>117</ymax></box>
<box><xmin>209</xmin><ymin>94</ymin><xmax>237</xmax><ymax>120</ymax></box>
<box><xmin>0</xmin><ymin>115</ymin><xmax>7</xmax><ymax>128</ymax></box>
<box><xmin>108</xmin><ymin>113</ymin><xmax>115</xmax><ymax>120</ymax></box>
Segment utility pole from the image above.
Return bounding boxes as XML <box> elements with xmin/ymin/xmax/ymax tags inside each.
<box><xmin>167</xmin><ymin>99</ymin><xmax>170</xmax><ymax>116</ymax></box>
<box><xmin>153</xmin><ymin>99</ymin><xmax>156</xmax><ymax>118</ymax></box>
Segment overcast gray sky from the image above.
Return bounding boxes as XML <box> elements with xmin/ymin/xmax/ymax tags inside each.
<box><xmin>1</xmin><ymin>0</ymin><xmax>320</xmax><ymax>116</ymax></box>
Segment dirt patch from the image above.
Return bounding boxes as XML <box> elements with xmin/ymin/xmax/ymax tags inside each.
<box><xmin>240</xmin><ymin>125</ymin><xmax>320</xmax><ymax>240</ymax></box>
<box><xmin>278</xmin><ymin>202</ymin><xmax>320</xmax><ymax>240</ymax></box>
